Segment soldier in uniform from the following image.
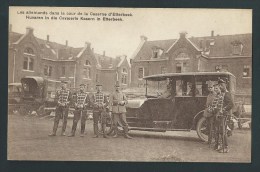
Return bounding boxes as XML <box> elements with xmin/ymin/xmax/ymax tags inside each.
<box><xmin>92</xmin><ymin>83</ymin><xmax>109</xmax><ymax>138</ymax></box>
<box><xmin>68</xmin><ymin>83</ymin><xmax>89</xmax><ymax>137</ymax></box>
<box><xmin>110</xmin><ymin>81</ymin><xmax>133</xmax><ymax>139</ymax></box>
<box><xmin>49</xmin><ymin>81</ymin><xmax>72</xmax><ymax>136</ymax></box>
<box><xmin>203</xmin><ymin>81</ymin><xmax>216</xmax><ymax>146</ymax></box>
<box><xmin>216</xmin><ymin>78</ymin><xmax>234</xmax><ymax>153</ymax></box>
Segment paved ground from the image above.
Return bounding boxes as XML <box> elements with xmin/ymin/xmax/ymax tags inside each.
<box><xmin>8</xmin><ymin>114</ymin><xmax>251</xmax><ymax>162</ymax></box>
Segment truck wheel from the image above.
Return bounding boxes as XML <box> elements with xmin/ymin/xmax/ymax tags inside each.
<box><xmin>196</xmin><ymin>117</ymin><xmax>208</xmax><ymax>142</ymax></box>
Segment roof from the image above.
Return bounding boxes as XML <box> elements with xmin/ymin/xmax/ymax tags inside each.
<box><xmin>143</xmin><ymin>72</ymin><xmax>235</xmax><ymax>81</ymax></box>
<box><xmin>94</xmin><ymin>54</ymin><xmax>130</xmax><ymax>69</ymax></box>
<box><xmin>134</xmin><ymin>39</ymin><xmax>176</xmax><ymax>60</ymax></box>
<box><xmin>133</xmin><ymin>33</ymin><xmax>252</xmax><ymax>60</ymax></box>
<box><xmin>21</xmin><ymin>76</ymin><xmax>45</xmax><ymax>84</ymax></box>
<box><xmin>9</xmin><ymin>31</ymin><xmax>84</xmax><ymax>61</ymax></box>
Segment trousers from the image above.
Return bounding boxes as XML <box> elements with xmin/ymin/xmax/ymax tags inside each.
<box><xmin>71</xmin><ymin>109</ymin><xmax>87</xmax><ymax>134</ymax></box>
<box><xmin>52</xmin><ymin>106</ymin><xmax>69</xmax><ymax>134</ymax></box>
<box><xmin>112</xmin><ymin>113</ymin><xmax>129</xmax><ymax>134</ymax></box>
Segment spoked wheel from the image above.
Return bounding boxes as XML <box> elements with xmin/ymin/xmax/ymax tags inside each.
<box><xmin>97</xmin><ymin>114</ymin><xmax>113</xmax><ymax>135</ymax></box>
<box><xmin>196</xmin><ymin>117</ymin><xmax>209</xmax><ymax>142</ymax></box>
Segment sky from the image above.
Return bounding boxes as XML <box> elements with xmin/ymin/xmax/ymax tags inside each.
<box><xmin>9</xmin><ymin>7</ymin><xmax>252</xmax><ymax>58</ymax></box>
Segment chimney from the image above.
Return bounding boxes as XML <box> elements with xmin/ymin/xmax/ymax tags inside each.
<box><xmin>140</xmin><ymin>35</ymin><xmax>148</xmax><ymax>41</ymax></box>
<box><xmin>47</xmin><ymin>35</ymin><xmax>50</xmax><ymax>42</ymax></box>
<box><xmin>26</xmin><ymin>27</ymin><xmax>34</xmax><ymax>35</ymax></box>
<box><xmin>91</xmin><ymin>48</ymin><xmax>94</xmax><ymax>53</ymax></box>
<box><xmin>85</xmin><ymin>42</ymin><xmax>91</xmax><ymax>48</ymax></box>
<box><xmin>179</xmin><ymin>31</ymin><xmax>187</xmax><ymax>39</ymax></box>
<box><xmin>66</xmin><ymin>40</ymin><xmax>68</xmax><ymax>46</ymax></box>
<box><xmin>211</xmin><ymin>30</ymin><xmax>214</xmax><ymax>37</ymax></box>
<box><xmin>103</xmin><ymin>51</ymin><xmax>105</xmax><ymax>57</ymax></box>
<box><xmin>9</xmin><ymin>24</ymin><xmax>12</xmax><ymax>32</ymax></box>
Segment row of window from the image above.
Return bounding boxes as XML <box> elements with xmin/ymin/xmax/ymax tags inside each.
<box><xmin>137</xmin><ymin>64</ymin><xmax>251</xmax><ymax>79</ymax></box>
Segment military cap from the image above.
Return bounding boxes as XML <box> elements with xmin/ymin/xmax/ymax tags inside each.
<box><xmin>61</xmin><ymin>80</ymin><xmax>68</xmax><ymax>84</ymax></box>
<box><xmin>96</xmin><ymin>82</ymin><xmax>102</xmax><ymax>86</ymax></box>
<box><xmin>79</xmin><ymin>83</ymin><xmax>86</xmax><ymax>86</ymax></box>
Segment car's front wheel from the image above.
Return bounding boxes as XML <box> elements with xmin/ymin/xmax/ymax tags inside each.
<box><xmin>196</xmin><ymin>117</ymin><xmax>209</xmax><ymax>142</ymax></box>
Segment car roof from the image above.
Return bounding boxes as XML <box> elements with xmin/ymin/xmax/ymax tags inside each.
<box><xmin>8</xmin><ymin>83</ymin><xmax>22</xmax><ymax>86</ymax></box>
<box><xmin>143</xmin><ymin>72</ymin><xmax>236</xmax><ymax>81</ymax></box>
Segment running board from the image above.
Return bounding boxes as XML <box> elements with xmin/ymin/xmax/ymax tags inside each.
<box><xmin>128</xmin><ymin>127</ymin><xmax>190</xmax><ymax>132</ymax></box>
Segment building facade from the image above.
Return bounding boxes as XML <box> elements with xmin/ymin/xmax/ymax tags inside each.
<box><xmin>130</xmin><ymin>31</ymin><xmax>252</xmax><ymax>101</ymax></box>
<box><xmin>8</xmin><ymin>26</ymin><xmax>131</xmax><ymax>92</ymax></box>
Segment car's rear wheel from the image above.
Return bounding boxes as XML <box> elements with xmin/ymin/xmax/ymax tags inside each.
<box><xmin>196</xmin><ymin>117</ymin><xmax>208</xmax><ymax>142</ymax></box>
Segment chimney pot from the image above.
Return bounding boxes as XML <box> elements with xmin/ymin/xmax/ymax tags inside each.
<box><xmin>47</xmin><ymin>35</ymin><xmax>50</xmax><ymax>42</ymax></box>
<box><xmin>179</xmin><ymin>31</ymin><xmax>187</xmax><ymax>38</ymax></box>
<box><xmin>103</xmin><ymin>51</ymin><xmax>105</xmax><ymax>57</ymax></box>
<box><xmin>140</xmin><ymin>35</ymin><xmax>148</xmax><ymax>41</ymax></box>
<box><xmin>91</xmin><ymin>48</ymin><xmax>94</xmax><ymax>53</ymax></box>
<box><xmin>26</xmin><ymin>27</ymin><xmax>34</xmax><ymax>35</ymax></box>
<box><xmin>66</xmin><ymin>40</ymin><xmax>68</xmax><ymax>46</ymax></box>
<box><xmin>85</xmin><ymin>42</ymin><xmax>91</xmax><ymax>48</ymax></box>
<box><xmin>211</xmin><ymin>30</ymin><xmax>214</xmax><ymax>37</ymax></box>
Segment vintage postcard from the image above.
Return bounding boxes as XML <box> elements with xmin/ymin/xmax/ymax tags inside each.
<box><xmin>8</xmin><ymin>6</ymin><xmax>252</xmax><ymax>162</ymax></box>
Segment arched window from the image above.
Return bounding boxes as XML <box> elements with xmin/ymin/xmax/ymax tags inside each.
<box><xmin>24</xmin><ymin>47</ymin><xmax>34</xmax><ymax>55</ymax></box>
<box><xmin>122</xmin><ymin>68</ymin><xmax>127</xmax><ymax>74</ymax></box>
<box><xmin>85</xmin><ymin>60</ymin><xmax>91</xmax><ymax>66</ymax></box>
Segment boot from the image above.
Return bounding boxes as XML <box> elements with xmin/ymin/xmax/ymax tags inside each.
<box><xmin>49</xmin><ymin>121</ymin><xmax>58</xmax><ymax>136</ymax></box>
<box><xmin>48</xmin><ymin>132</ymin><xmax>56</xmax><ymax>136</ymax></box>
<box><xmin>92</xmin><ymin>125</ymin><xmax>99</xmax><ymax>138</ymax></box>
<box><xmin>68</xmin><ymin>130</ymin><xmax>75</xmax><ymax>137</ymax></box>
<box><xmin>124</xmin><ymin>134</ymin><xmax>133</xmax><ymax>139</ymax></box>
<box><xmin>61</xmin><ymin>131</ymin><xmax>66</xmax><ymax>136</ymax></box>
<box><xmin>102</xmin><ymin>124</ymin><xmax>108</xmax><ymax>138</ymax></box>
<box><xmin>124</xmin><ymin>127</ymin><xmax>133</xmax><ymax>139</ymax></box>
<box><xmin>112</xmin><ymin>126</ymin><xmax>118</xmax><ymax>138</ymax></box>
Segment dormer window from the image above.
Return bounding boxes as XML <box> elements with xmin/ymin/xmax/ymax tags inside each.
<box><xmin>152</xmin><ymin>48</ymin><xmax>163</xmax><ymax>58</ymax></box>
<box><xmin>231</xmin><ymin>40</ymin><xmax>243</xmax><ymax>55</ymax></box>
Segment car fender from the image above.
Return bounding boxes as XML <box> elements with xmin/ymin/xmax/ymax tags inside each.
<box><xmin>191</xmin><ymin>110</ymin><xmax>205</xmax><ymax>130</ymax></box>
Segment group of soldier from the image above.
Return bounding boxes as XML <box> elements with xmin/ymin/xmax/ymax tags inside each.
<box><xmin>203</xmin><ymin>78</ymin><xmax>234</xmax><ymax>153</ymax></box>
<box><xmin>48</xmin><ymin>80</ymin><xmax>133</xmax><ymax>139</ymax></box>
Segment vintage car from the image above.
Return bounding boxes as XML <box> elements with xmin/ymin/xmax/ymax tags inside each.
<box><xmin>17</xmin><ymin>76</ymin><xmax>60</xmax><ymax>115</ymax></box>
<box><xmin>8</xmin><ymin>83</ymin><xmax>22</xmax><ymax>114</ymax></box>
<box><xmin>123</xmin><ymin>72</ymin><xmax>237</xmax><ymax>142</ymax></box>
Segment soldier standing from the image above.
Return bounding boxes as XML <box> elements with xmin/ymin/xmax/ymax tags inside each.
<box><xmin>217</xmin><ymin>78</ymin><xmax>234</xmax><ymax>153</ymax></box>
<box><xmin>203</xmin><ymin>81</ymin><xmax>216</xmax><ymax>146</ymax></box>
<box><xmin>68</xmin><ymin>84</ymin><xmax>89</xmax><ymax>137</ymax></box>
<box><xmin>49</xmin><ymin>81</ymin><xmax>71</xmax><ymax>136</ymax></box>
<box><xmin>92</xmin><ymin>83</ymin><xmax>109</xmax><ymax>138</ymax></box>
<box><xmin>110</xmin><ymin>81</ymin><xmax>133</xmax><ymax>139</ymax></box>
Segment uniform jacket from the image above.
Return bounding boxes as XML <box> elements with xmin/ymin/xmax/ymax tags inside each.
<box><xmin>55</xmin><ymin>88</ymin><xmax>72</xmax><ymax>107</ymax></box>
<box><xmin>222</xmin><ymin>91</ymin><xmax>234</xmax><ymax>115</ymax></box>
<box><xmin>109</xmin><ymin>91</ymin><xmax>128</xmax><ymax>113</ymax></box>
<box><xmin>92</xmin><ymin>92</ymin><xmax>109</xmax><ymax>112</ymax></box>
<box><xmin>74</xmin><ymin>91</ymin><xmax>89</xmax><ymax>110</ymax></box>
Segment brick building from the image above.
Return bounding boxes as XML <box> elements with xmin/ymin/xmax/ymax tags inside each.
<box><xmin>8</xmin><ymin>26</ymin><xmax>131</xmax><ymax>92</ymax></box>
<box><xmin>130</xmin><ymin>31</ymin><xmax>252</xmax><ymax>100</ymax></box>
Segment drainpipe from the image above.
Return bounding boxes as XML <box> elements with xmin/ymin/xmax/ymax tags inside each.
<box><xmin>74</xmin><ymin>62</ymin><xmax>76</xmax><ymax>88</ymax></box>
<box><xmin>13</xmin><ymin>49</ymin><xmax>17</xmax><ymax>83</ymax></box>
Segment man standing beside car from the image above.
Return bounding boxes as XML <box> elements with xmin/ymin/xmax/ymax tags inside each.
<box><xmin>68</xmin><ymin>83</ymin><xmax>89</xmax><ymax>137</ymax></box>
<box><xmin>217</xmin><ymin>78</ymin><xmax>234</xmax><ymax>153</ymax></box>
<box><xmin>49</xmin><ymin>80</ymin><xmax>72</xmax><ymax>136</ymax></box>
<box><xmin>110</xmin><ymin>81</ymin><xmax>133</xmax><ymax>139</ymax></box>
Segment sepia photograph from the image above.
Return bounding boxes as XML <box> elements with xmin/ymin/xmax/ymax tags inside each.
<box><xmin>8</xmin><ymin>6</ymin><xmax>252</xmax><ymax>162</ymax></box>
